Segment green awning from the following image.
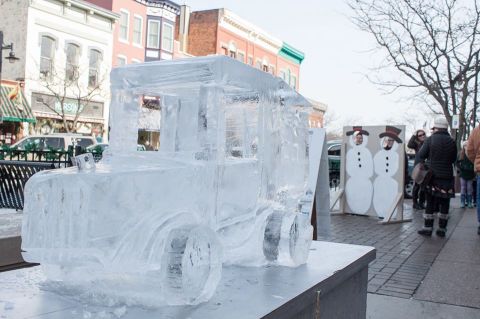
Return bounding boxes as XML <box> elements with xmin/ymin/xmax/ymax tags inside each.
<box><xmin>0</xmin><ymin>84</ymin><xmax>36</xmax><ymax>123</ymax></box>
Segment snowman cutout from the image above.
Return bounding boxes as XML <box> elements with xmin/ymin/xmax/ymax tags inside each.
<box><xmin>345</xmin><ymin>127</ymin><xmax>374</xmax><ymax>215</ymax></box>
<box><xmin>373</xmin><ymin>126</ymin><xmax>403</xmax><ymax>218</ymax></box>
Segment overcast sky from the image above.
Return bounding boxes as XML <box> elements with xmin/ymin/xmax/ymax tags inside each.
<box><xmin>184</xmin><ymin>0</ymin><xmax>431</xmax><ymax>133</ymax></box>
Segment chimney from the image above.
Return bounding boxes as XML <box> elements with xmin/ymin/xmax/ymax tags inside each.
<box><xmin>179</xmin><ymin>5</ymin><xmax>191</xmax><ymax>53</ymax></box>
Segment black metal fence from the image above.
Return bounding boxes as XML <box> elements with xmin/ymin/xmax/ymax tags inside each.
<box><xmin>0</xmin><ymin>149</ymin><xmax>73</xmax><ymax>167</ymax></box>
<box><xmin>0</xmin><ymin>146</ymin><xmax>105</xmax><ymax>210</ymax></box>
<box><xmin>0</xmin><ymin>161</ymin><xmax>56</xmax><ymax>210</ymax></box>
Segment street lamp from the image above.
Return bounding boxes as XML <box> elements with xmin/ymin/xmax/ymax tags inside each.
<box><xmin>0</xmin><ymin>30</ymin><xmax>20</xmax><ymax>89</ymax></box>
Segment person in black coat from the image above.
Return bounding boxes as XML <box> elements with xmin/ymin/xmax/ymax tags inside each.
<box><xmin>416</xmin><ymin>117</ymin><xmax>457</xmax><ymax>237</ymax></box>
<box><xmin>408</xmin><ymin>130</ymin><xmax>427</xmax><ymax>209</ymax></box>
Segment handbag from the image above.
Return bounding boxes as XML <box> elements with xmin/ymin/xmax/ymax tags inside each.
<box><xmin>412</xmin><ymin>162</ymin><xmax>433</xmax><ymax>185</ymax></box>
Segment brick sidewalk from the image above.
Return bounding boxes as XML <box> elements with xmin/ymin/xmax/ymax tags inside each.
<box><xmin>319</xmin><ymin>199</ymin><xmax>465</xmax><ymax>299</ymax></box>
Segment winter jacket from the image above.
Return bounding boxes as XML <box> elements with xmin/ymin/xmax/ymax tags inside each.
<box><xmin>407</xmin><ymin>135</ymin><xmax>423</xmax><ymax>153</ymax></box>
<box><xmin>456</xmin><ymin>152</ymin><xmax>475</xmax><ymax>180</ymax></box>
<box><xmin>466</xmin><ymin>126</ymin><xmax>480</xmax><ymax>172</ymax></box>
<box><xmin>416</xmin><ymin>130</ymin><xmax>457</xmax><ymax>180</ymax></box>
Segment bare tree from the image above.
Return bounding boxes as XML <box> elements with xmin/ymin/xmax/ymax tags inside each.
<box><xmin>36</xmin><ymin>66</ymin><xmax>105</xmax><ymax>133</ymax></box>
<box><xmin>348</xmin><ymin>0</ymin><xmax>480</xmax><ymax>146</ymax></box>
<box><xmin>323</xmin><ymin>109</ymin><xmax>344</xmax><ymax>140</ymax></box>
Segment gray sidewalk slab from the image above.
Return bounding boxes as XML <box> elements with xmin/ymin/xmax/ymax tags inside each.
<box><xmin>321</xmin><ymin>199</ymin><xmax>465</xmax><ymax>299</ymax></box>
<box><xmin>414</xmin><ymin>210</ymin><xmax>480</xmax><ymax>309</ymax></box>
<box><xmin>0</xmin><ymin>211</ymin><xmax>22</xmax><ymax>239</ymax></box>
<box><xmin>367</xmin><ymin>293</ymin><xmax>480</xmax><ymax>319</ymax></box>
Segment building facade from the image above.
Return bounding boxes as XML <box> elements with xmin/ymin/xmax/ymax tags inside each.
<box><xmin>0</xmin><ymin>0</ymin><xmax>118</xmax><ymax>140</ymax></box>
<box><xmin>85</xmin><ymin>0</ymin><xmax>183</xmax><ymax>148</ymax></box>
<box><xmin>0</xmin><ymin>80</ymin><xmax>35</xmax><ymax>145</ymax></box>
<box><xmin>308</xmin><ymin>99</ymin><xmax>328</xmax><ymax>128</ymax></box>
<box><xmin>86</xmin><ymin>0</ymin><xmax>181</xmax><ymax>67</ymax></box>
<box><xmin>176</xmin><ymin>8</ymin><xmax>304</xmax><ymax>91</ymax></box>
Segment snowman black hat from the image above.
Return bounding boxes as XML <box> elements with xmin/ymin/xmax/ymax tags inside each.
<box><xmin>346</xmin><ymin>126</ymin><xmax>370</xmax><ymax>136</ymax></box>
<box><xmin>379</xmin><ymin>126</ymin><xmax>403</xmax><ymax>143</ymax></box>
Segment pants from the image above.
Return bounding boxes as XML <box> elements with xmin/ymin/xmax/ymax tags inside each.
<box><xmin>460</xmin><ymin>178</ymin><xmax>473</xmax><ymax>196</ymax></box>
<box><xmin>476</xmin><ymin>176</ymin><xmax>480</xmax><ymax>223</ymax></box>
<box><xmin>412</xmin><ymin>182</ymin><xmax>425</xmax><ymax>204</ymax></box>
<box><xmin>423</xmin><ymin>192</ymin><xmax>450</xmax><ymax>230</ymax></box>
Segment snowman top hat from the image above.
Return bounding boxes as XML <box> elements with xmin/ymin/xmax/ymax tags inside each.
<box><xmin>379</xmin><ymin>126</ymin><xmax>403</xmax><ymax>143</ymax></box>
<box><xmin>346</xmin><ymin>126</ymin><xmax>369</xmax><ymax>136</ymax></box>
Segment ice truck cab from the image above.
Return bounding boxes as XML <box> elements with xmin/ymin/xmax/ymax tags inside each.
<box><xmin>21</xmin><ymin>56</ymin><xmax>320</xmax><ymax>306</ymax></box>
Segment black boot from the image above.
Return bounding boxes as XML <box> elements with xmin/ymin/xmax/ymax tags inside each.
<box><xmin>436</xmin><ymin>213</ymin><xmax>449</xmax><ymax>238</ymax></box>
<box><xmin>418</xmin><ymin>213</ymin><xmax>434</xmax><ymax>236</ymax></box>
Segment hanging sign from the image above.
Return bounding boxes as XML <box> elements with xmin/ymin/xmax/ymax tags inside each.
<box><xmin>452</xmin><ymin>115</ymin><xmax>460</xmax><ymax>129</ymax></box>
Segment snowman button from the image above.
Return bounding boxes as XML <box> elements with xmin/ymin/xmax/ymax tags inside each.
<box><xmin>386</xmin><ymin>156</ymin><xmax>389</xmax><ymax>160</ymax></box>
<box><xmin>359</xmin><ymin>164</ymin><xmax>362</xmax><ymax>168</ymax></box>
<box><xmin>358</xmin><ymin>158</ymin><xmax>361</xmax><ymax>161</ymax></box>
<box><xmin>386</xmin><ymin>169</ymin><xmax>389</xmax><ymax>172</ymax></box>
<box><xmin>386</xmin><ymin>163</ymin><xmax>389</xmax><ymax>166</ymax></box>
<box><xmin>358</xmin><ymin>152</ymin><xmax>361</xmax><ymax>155</ymax></box>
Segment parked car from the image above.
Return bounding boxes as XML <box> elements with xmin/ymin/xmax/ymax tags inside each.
<box><xmin>11</xmin><ymin>134</ymin><xmax>96</xmax><ymax>151</ymax></box>
<box><xmin>404</xmin><ymin>153</ymin><xmax>415</xmax><ymax>199</ymax></box>
<box><xmin>85</xmin><ymin>144</ymin><xmax>146</xmax><ymax>155</ymax></box>
<box><xmin>327</xmin><ymin>140</ymin><xmax>342</xmax><ymax>188</ymax></box>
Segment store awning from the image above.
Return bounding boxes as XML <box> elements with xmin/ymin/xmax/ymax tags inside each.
<box><xmin>0</xmin><ymin>84</ymin><xmax>36</xmax><ymax>123</ymax></box>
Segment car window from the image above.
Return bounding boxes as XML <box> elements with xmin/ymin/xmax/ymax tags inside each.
<box><xmin>44</xmin><ymin>137</ymin><xmax>65</xmax><ymax>150</ymax></box>
<box><xmin>16</xmin><ymin>137</ymin><xmax>42</xmax><ymax>149</ymax></box>
<box><xmin>74</xmin><ymin>138</ymin><xmax>94</xmax><ymax>148</ymax></box>
<box><xmin>328</xmin><ymin>144</ymin><xmax>341</xmax><ymax>156</ymax></box>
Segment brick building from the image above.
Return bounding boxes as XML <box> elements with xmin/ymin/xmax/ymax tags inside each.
<box><xmin>176</xmin><ymin>7</ymin><xmax>304</xmax><ymax>91</ymax></box>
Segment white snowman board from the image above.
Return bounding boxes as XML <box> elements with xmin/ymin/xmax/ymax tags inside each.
<box><xmin>338</xmin><ymin>125</ymin><xmax>409</xmax><ymax>223</ymax></box>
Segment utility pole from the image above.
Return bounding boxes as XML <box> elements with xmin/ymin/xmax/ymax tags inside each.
<box><xmin>473</xmin><ymin>51</ymin><xmax>479</xmax><ymax>130</ymax></box>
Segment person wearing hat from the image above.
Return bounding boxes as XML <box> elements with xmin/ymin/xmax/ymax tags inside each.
<box><xmin>466</xmin><ymin>124</ymin><xmax>480</xmax><ymax>235</ymax></box>
<box><xmin>416</xmin><ymin>117</ymin><xmax>457</xmax><ymax>237</ymax></box>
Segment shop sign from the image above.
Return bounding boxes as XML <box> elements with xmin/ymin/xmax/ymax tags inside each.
<box><xmin>54</xmin><ymin>101</ymin><xmax>84</xmax><ymax>115</ymax></box>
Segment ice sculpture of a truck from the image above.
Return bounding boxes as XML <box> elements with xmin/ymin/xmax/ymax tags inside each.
<box><xmin>21</xmin><ymin>56</ymin><xmax>322</xmax><ymax>306</ymax></box>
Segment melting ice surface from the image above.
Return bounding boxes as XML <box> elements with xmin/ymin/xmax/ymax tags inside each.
<box><xmin>21</xmin><ymin>56</ymin><xmax>319</xmax><ymax>307</ymax></box>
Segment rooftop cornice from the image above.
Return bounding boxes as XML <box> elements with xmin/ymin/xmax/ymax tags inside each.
<box><xmin>135</xmin><ymin>0</ymin><xmax>181</xmax><ymax>14</ymax></box>
<box><xmin>279</xmin><ymin>42</ymin><xmax>305</xmax><ymax>64</ymax></box>
<box><xmin>66</xmin><ymin>0</ymin><xmax>119</xmax><ymax>20</ymax></box>
<box><xmin>220</xmin><ymin>9</ymin><xmax>283</xmax><ymax>50</ymax></box>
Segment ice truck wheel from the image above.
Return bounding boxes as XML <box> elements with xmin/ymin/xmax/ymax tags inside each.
<box><xmin>161</xmin><ymin>225</ymin><xmax>222</xmax><ymax>305</ymax></box>
<box><xmin>263</xmin><ymin>212</ymin><xmax>312</xmax><ymax>266</ymax></box>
